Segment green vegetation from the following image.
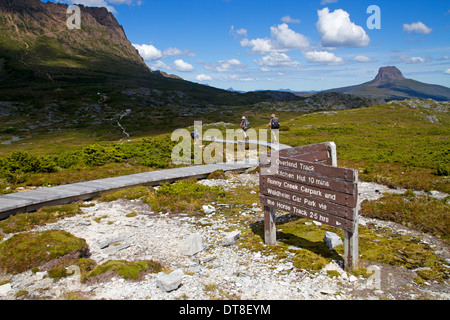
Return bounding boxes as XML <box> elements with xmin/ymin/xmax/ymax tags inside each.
<box><xmin>0</xmin><ymin>230</ymin><xmax>89</xmax><ymax>274</ymax></box>
<box><xmin>94</xmin><ymin>179</ymin><xmax>226</xmax><ymax>214</ymax></box>
<box><xmin>0</xmin><ymin>202</ymin><xmax>90</xmax><ymax>237</ymax></box>
<box><xmin>280</xmin><ymin>102</ymin><xmax>449</xmax><ymax>193</ymax></box>
<box><xmin>144</xmin><ymin>179</ymin><xmax>225</xmax><ymax>214</ymax></box>
<box><xmin>357</xmin><ymin>224</ymin><xmax>447</xmax><ymax>283</ymax></box>
<box><xmin>0</xmin><ymin>151</ymin><xmax>57</xmax><ymax>184</ymax></box>
<box><xmin>84</xmin><ymin>260</ymin><xmax>162</xmax><ymax>281</ymax></box>
<box><xmin>96</xmin><ymin>186</ymin><xmax>150</xmax><ymax>202</ymax></box>
<box><xmin>361</xmin><ymin>191</ymin><xmax>450</xmax><ymax>242</ymax></box>
<box><xmin>0</xmin><ymin>136</ymin><xmax>178</xmax><ymax>194</ymax></box>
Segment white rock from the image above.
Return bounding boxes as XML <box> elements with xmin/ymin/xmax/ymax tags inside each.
<box><xmin>35</xmin><ymin>271</ymin><xmax>48</xmax><ymax>280</ymax></box>
<box><xmin>324</xmin><ymin>232</ymin><xmax>343</xmax><ymax>250</ymax></box>
<box><xmin>156</xmin><ymin>269</ymin><xmax>184</xmax><ymax>292</ymax></box>
<box><xmin>202</xmin><ymin>205</ymin><xmax>216</xmax><ymax>214</ymax></box>
<box><xmin>0</xmin><ymin>283</ymin><xmax>12</xmax><ymax>296</ymax></box>
<box><xmin>349</xmin><ymin>275</ymin><xmax>358</xmax><ymax>282</ymax></box>
<box><xmin>181</xmin><ymin>233</ymin><xmax>204</xmax><ymax>256</ymax></box>
<box><xmin>221</xmin><ymin>230</ymin><xmax>241</xmax><ymax>246</ymax></box>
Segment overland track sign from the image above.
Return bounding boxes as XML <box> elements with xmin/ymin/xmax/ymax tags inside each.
<box><xmin>259</xmin><ymin>142</ymin><xmax>359</xmax><ymax>270</ymax></box>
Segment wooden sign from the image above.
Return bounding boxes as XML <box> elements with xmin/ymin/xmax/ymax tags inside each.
<box><xmin>259</xmin><ymin>195</ymin><xmax>354</xmax><ymax>231</ymax></box>
<box><xmin>259</xmin><ymin>185</ymin><xmax>354</xmax><ymax>220</ymax></box>
<box><xmin>260</xmin><ymin>175</ymin><xmax>357</xmax><ymax>207</ymax></box>
<box><xmin>259</xmin><ymin>142</ymin><xmax>359</xmax><ymax>270</ymax></box>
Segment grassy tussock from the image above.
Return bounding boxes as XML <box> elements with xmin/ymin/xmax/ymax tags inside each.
<box><xmin>144</xmin><ymin>179</ymin><xmax>225</xmax><ymax>214</ymax></box>
<box><xmin>361</xmin><ymin>191</ymin><xmax>450</xmax><ymax>242</ymax></box>
<box><xmin>0</xmin><ymin>230</ymin><xmax>89</xmax><ymax>274</ymax></box>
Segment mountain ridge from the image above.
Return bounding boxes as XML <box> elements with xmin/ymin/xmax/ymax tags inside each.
<box><xmin>0</xmin><ymin>0</ymin><xmax>306</xmax><ymax>108</ymax></box>
<box><xmin>323</xmin><ymin>66</ymin><xmax>450</xmax><ymax>101</ymax></box>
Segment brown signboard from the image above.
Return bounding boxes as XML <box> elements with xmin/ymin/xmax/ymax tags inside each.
<box><xmin>260</xmin><ymin>175</ymin><xmax>357</xmax><ymax>208</ymax></box>
<box><xmin>259</xmin><ymin>185</ymin><xmax>355</xmax><ymax>220</ymax></box>
<box><xmin>262</xmin><ymin>165</ymin><xmax>356</xmax><ymax>194</ymax></box>
<box><xmin>279</xmin><ymin>142</ymin><xmax>334</xmax><ymax>164</ymax></box>
<box><xmin>261</xmin><ymin>155</ymin><xmax>356</xmax><ymax>181</ymax></box>
<box><xmin>260</xmin><ymin>195</ymin><xmax>354</xmax><ymax>232</ymax></box>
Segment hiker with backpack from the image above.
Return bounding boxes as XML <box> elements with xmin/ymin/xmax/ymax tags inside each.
<box><xmin>240</xmin><ymin>116</ymin><xmax>250</xmax><ymax>140</ymax></box>
<box><xmin>268</xmin><ymin>114</ymin><xmax>280</xmax><ymax>143</ymax></box>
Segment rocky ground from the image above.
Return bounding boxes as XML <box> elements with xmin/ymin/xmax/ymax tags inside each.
<box><xmin>0</xmin><ymin>173</ymin><xmax>449</xmax><ymax>301</ymax></box>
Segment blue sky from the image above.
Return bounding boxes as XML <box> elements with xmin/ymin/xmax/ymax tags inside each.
<box><xmin>50</xmin><ymin>0</ymin><xmax>449</xmax><ymax>92</ymax></box>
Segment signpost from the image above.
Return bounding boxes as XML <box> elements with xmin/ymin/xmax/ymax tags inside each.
<box><xmin>259</xmin><ymin>142</ymin><xmax>359</xmax><ymax>270</ymax></box>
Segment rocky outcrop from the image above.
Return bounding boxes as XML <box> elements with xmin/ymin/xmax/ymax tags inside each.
<box><xmin>370</xmin><ymin>66</ymin><xmax>406</xmax><ymax>86</ymax></box>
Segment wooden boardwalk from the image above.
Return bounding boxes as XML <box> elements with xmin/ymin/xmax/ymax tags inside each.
<box><xmin>0</xmin><ymin>140</ymin><xmax>291</xmax><ymax>220</ymax></box>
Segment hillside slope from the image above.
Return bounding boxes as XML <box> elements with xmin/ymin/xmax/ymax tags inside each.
<box><xmin>1</xmin><ymin>0</ymin><xmax>294</xmax><ymax>106</ymax></box>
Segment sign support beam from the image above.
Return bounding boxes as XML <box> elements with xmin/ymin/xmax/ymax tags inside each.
<box><xmin>264</xmin><ymin>206</ymin><xmax>277</xmax><ymax>245</ymax></box>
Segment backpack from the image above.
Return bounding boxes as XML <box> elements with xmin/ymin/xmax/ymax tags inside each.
<box><xmin>271</xmin><ymin>118</ymin><xmax>280</xmax><ymax>129</ymax></box>
<box><xmin>242</xmin><ymin>118</ymin><xmax>250</xmax><ymax>130</ymax></box>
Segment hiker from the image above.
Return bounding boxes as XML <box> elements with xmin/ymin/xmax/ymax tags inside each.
<box><xmin>190</xmin><ymin>128</ymin><xmax>200</xmax><ymax>141</ymax></box>
<box><xmin>240</xmin><ymin>116</ymin><xmax>250</xmax><ymax>140</ymax></box>
<box><xmin>268</xmin><ymin>114</ymin><xmax>280</xmax><ymax>143</ymax></box>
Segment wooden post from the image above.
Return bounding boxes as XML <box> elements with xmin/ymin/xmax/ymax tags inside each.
<box><xmin>344</xmin><ymin>172</ymin><xmax>359</xmax><ymax>271</ymax></box>
<box><xmin>344</xmin><ymin>226</ymin><xmax>359</xmax><ymax>271</ymax></box>
<box><xmin>325</xmin><ymin>141</ymin><xmax>337</xmax><ymax>166</ymax></box>
<box><xmin>264</xmin><ymin>206</ymin><xmax>277</xmax><ymax>245</ymax></box>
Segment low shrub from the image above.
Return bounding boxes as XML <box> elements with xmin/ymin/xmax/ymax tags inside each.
<box><xmin>144</xmin><ymin>179</ymin><xmax>225</xmax><ymax>214</ymax></box>
<box><xmin>360</xmin><ymin>191</ymin><xmax>450</xmax><ymax>242</ymax></box>
<box><xmin>0</xmin><ymin>151</ymin><xmax>57</xmax><ymax>183</ymax></box>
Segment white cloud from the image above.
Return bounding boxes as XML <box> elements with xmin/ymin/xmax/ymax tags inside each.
<box><xmin>316</xmin><ymin>8</ymin><xmax>370</xmax><ymax>48</ymax></box>
<box><xmin>444</xmin><ymin>69</ymin><xmax>450</xmax><ymax>75</ymax></box>
<box><xmin>270</xmin><ymin>23</ymin><xmax>310</xmax><ymax>51</ymax></box>
<box><xmin>196</xmin><ymin>74</ymin><xmax>212</xmax><ymax>81</ymax></box>
<box><xmin>163</xmin><ymin>47</ymin><xmax>195</xmax><ymax>57</ymax></box>
<box><xmin>148</xmin><ymin>60</ymin><xmax>169</xmax><ymax>70</ymax></box>
<box><xmin>236</xmin><ymin>29</ymin><xmax>248</xmax><ymax>37</ymax></box>
<box><xmin>108</xmin><ymin>0</ymin><xmax>132</xmax><ymax>4</ymax></box>
<box><xmin>239</xmin><ymin>23</ymin><xmax>309</xmax><ymax>54</ymax></box>
<box><xmin>133</xmin><ymin>44</ymin><xmax>162</xmax><ymax>61</ymax></box>
<box><xmin>398</xmin><ymin>55</ymin><xmax>429</xmax><ymax>64</ymax></box>
<box><xmin>403</xmin><ymin>21</ymin><xmax>432</xmax><ymax>34</ymax></box>
<box><xmin>66</xmin><ymin>0</ymin><xmax>117</xmax><ymax>13</ymax></box>
<box><xmin>230</xmin><ymin>25</ymin><xmax>248</xmax><ymax>38</ymax></box>
<box><xmin>304</xmin><ymin>50</ymin><xmax>344</xmax><ymax>65</ymax></box>
<box><xmin>354</xmin><ymin>55</ymin><xmax>373</xmax><ymax>63</ymax></box>
<box><xmin>173</xmin><ymin>59</ymin><xmax>194</xmax><ymax>72</ymax></box>
<box><xmin>224</xmin><ymin>74</ymin><xmax>255</xmax><ymax>82</ymax></box>
<box><xmin>281</xmin><ymin>15</ymin><xmax>301</xmax><ymax>24</ymax></box>
<box><xmin>255</xmin><ymin>52</ymin><xmax>302</xmax><ymax>69</ymax></box>
<box><xmin>321</xmin><ymin>0</ymin><xmax>338</xmax><ymax>4</ymax></box>
<box><xmin>66</xmin><ymin>0</ymin><xmax>142</xmax><ymax>13</ymax></box>
<box><xmin>205</xmin><ymin>59</ymin><xmax>244</xmax><ymax>72</ymax></box>
<box><xmin>240</xmin><ymin>37</ymin><xmax>274</xmax><ymax>53</ymax></box>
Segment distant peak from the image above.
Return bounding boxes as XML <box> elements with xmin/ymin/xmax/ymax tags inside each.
<box><xmin>373</xmin><ymin>66</ymin><xmax>405</xmax><ymax>83</ymax></box>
